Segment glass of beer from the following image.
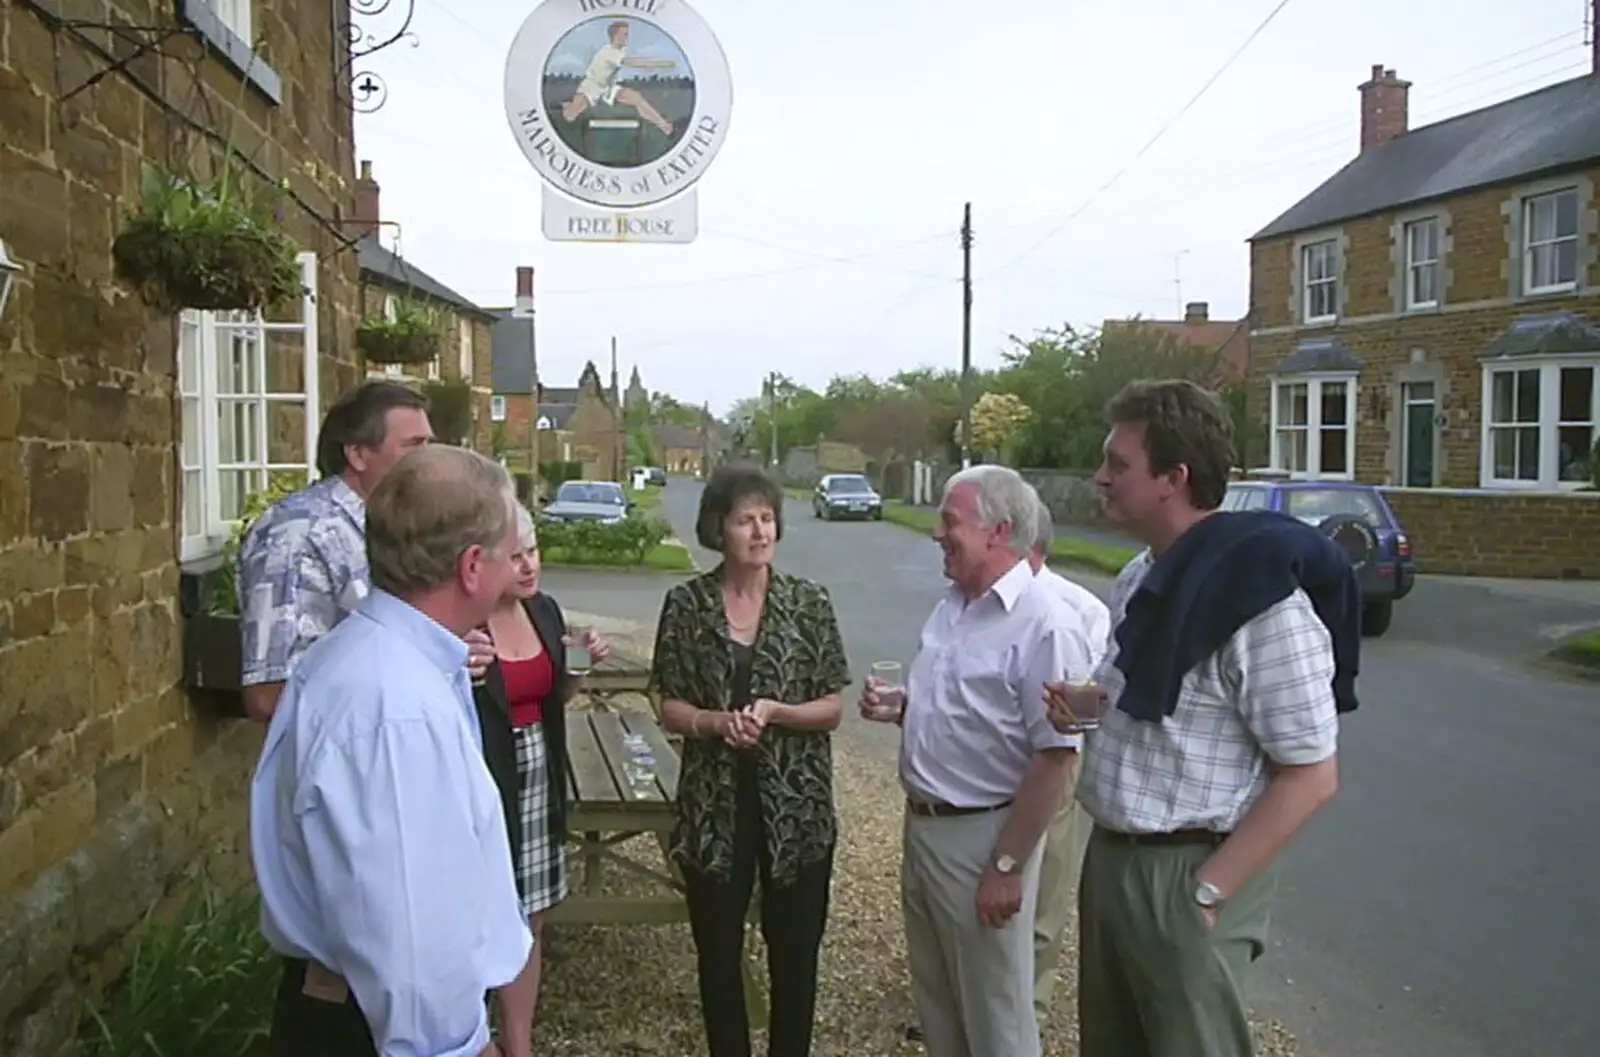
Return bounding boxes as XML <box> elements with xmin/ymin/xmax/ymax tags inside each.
<box><xmin>567</xmin><ymin>626</ymin><xmax>593</xmax><ymax>676</ymax></box>
<box><xmin>1053</xmin><ymin>679</ymin><xmax>1106</xmax><ymax>733</ymax></box>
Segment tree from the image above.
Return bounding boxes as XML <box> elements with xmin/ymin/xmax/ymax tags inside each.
<box><xmin>961</xmin><ymin>392</ymin><xmax>1033</xmax><ymax>459</ymax></box>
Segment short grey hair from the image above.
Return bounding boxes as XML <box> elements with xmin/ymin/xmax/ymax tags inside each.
<box><xmin>941</xmin><ymin>465</ymin><xmax>1040</xmax><ymax>557</ymax></box>
<box><xmin>366</xmin><ymin>446</ymin><xmax>516</xmax><ymax>595</ymax></box>
<box><xmin>1031</xmin><ymin>488</ymin><xmax>1053</xmax><ymax>555</ymax></box>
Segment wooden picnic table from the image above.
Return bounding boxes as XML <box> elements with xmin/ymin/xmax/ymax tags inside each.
<box><xmin>549</xmin><ymin>649</ymin><xmax>766</xmax><ymax>1017</ymax></box>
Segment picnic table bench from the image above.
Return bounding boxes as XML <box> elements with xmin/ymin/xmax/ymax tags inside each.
<box><xmin>548</xmin><ymin>648</ymin><xmax>766</xmax><ymax>1018</ymax></box>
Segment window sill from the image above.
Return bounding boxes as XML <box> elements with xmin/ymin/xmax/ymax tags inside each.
<box><xmin>1405</xmin><ymin>301</ymin><xmax>1440</xmax><ymax>313</ymax></box>
<box><xmin>177</xmin><ymin>0</ymin><xmax>283</xmax><ymax>106</ymax></box>
<box><xmin>1521</xmin><ymin>283</ymin><xmax>1578</xmax><ymax>299</ymax></box>
<box><xmin>1301</xmin><ymin>315</ymin><xmax>1338</xmax><ymax>327</ymax></box>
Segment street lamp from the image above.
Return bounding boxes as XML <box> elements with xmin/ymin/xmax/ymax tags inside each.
<box><xmin>0</xmin><ymin>240</ymin><xmax>21</xmax><ymax>321</ymax></box>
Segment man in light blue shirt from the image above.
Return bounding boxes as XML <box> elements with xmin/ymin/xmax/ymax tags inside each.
<box><xmin>252</xmin><ymin>445</ymin><xmax>534</xmax><ymax>1057</ymax></box>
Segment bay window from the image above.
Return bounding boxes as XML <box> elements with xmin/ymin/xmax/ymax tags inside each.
<box><xmin>1270</xmin><ymin>375</ymin><xmax>1356</xmax><ymax>479</ymax></box>
<box><xmin>1481</xmin><ymin>357</ymin><xmax>1600</xmax><ymax>488</ymax></box>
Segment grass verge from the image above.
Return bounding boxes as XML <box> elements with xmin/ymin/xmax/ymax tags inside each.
<box><xmin>627</xmin><ymin>486</ymin><xmax>663</xmax><ymax>513</ymax></box>
<box><xmin>1552</xmin><ymin>630</ymin><xmax>1600</xmax><ymax>671</ymax></box>
<box><xmin>543</xmin><ymin>541</ymin><xmax>695</xmax><ymax>573</ymax></box>
<box><xmin>879</xmin><ymin>502</ymin><xmax>1138</xmax><ymax>576</ymax></box>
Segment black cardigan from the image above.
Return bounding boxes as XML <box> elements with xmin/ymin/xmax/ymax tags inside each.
<box><xmin>473</xmin><ymin>592</ymin><xmax>577</xmax><ymax>850</ymax></box>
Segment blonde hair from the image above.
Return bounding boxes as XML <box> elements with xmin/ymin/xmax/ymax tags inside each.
<box><xmin>366</xmin><ymin>445</ymin><xmax>515</xmax><ymax>595</ymax></box>
<box><xmin>515</xmin><ymin>504</ymin><xmax>538</xmax><ymax>551</ymax></box>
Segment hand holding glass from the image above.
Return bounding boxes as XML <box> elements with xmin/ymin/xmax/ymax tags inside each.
<box><xmin>566</xmin><ymin>626</ymin><xmax>592</xmax><ymax>675</ymax></box>
<box><xmin>861</xmin><ymin>661</ymin><xmax>906</xmax><ymax>723</ymax></box>
<box><xmin>1044</xmin><ymin>680</ymin><xmax>1106</xmax><ymax>733</ymax></box>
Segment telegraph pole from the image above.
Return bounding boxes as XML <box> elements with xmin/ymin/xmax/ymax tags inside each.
<box><xmin>959</xmin><ymin>202</ymin><xmax>974</xmax><ymax>469</ymax></box>
<box><xmin>610</xmin><ymin>335</ymin><xmax>624</xmax><ymax>483</ymax></box>
<box><xmin>766</xmin><ymin>371</ymin><xmax>779</xmax><ymax>468</ymax></box>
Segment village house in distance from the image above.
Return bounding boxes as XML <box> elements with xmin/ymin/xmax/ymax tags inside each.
<box><xmin>1249</xmin><ymin>55</ymin><xmax>1600</xmax><ymax>578</ymax></box>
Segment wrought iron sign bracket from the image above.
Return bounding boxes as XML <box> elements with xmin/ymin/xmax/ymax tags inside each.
<box><xmin>333</xmin><ymin>0</ymin><xmax>419</xmax><ymax>115</ymax></box>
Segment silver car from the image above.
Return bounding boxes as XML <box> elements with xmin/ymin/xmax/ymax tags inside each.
<box><xmin>539</xmin><ymin>480</ymin><xmax>631</xmax><ymax>524</ymax></box>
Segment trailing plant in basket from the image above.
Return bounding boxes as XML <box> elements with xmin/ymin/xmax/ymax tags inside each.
<box><xmin>113</xmin><ymin>163</ymin><xmax>304</xmax><ymax>315</ymax></box>
<box><xmin>356</xmin><ymin>298</ymin><xmax>446</xmax><ymax>365</ymax></box>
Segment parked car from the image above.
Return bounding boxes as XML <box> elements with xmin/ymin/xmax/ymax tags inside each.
<box><xmin>540</xmin><ymin>480</ymin><xmax>632</xmax><ymax>524</ymax></box>
<box><xmin>812</xmin><ymin>473</ymin><xmax>883</xmax><ymax>521</ymax></box>
<box><xmin>646</xmin><ymin>466</ymin><xmax>667</xmax><ymax>486</ymax></box>
<box><xmin>1220</xmin><ymin>479</ymin><xmax>1416</xmax><ymax>636</ymax></box>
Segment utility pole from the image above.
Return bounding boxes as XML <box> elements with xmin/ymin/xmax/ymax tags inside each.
<box><xmin>766</xmin><ymin>371</ymin><xmax>779</xmax><ymax>468</ymax></box>
<box><xmin>1171</xmin><ymin>249</ymin><xmax>1190</xmax><ymax>316</ymax></box>
<box><xmin>610</xmin><ymin>335</ymin><xmax>624</xmax><ymax>483</ymax></box>
<box><xmin>959</xmin><ymin>202</ymin><xmax>974</xmax><ymax>469</ymax></box>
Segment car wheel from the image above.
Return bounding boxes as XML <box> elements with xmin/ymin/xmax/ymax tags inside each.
<box><xmin>1361</xmin><ymin>600</ymin><xmax>1394</xmax><ymax>637</ymax></box>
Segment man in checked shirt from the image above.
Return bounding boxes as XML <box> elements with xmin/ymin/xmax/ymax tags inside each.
<box><xmin>238</xmin><ymin>380</ymin><xmax>492</xmax><ymax>722</ymax></box>
<box><xmin>1056</xmin><ymin>380</ymin><xmax>1351</xmax><ymax>1057</ymax></box>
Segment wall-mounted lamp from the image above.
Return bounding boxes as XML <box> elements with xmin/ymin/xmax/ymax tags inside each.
<box><xmin>0</xmin><ymin>239</ymin><xmax>21</xmax><ymax>320</ymax></box>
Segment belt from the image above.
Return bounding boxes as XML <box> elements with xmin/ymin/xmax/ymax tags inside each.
<box><xmin>1093</xmin><ymin>825</ymin><xmax>1228</xmax><ymax>847</ymax></box>
<box><xmin>905</xmin><ymin>797</ymin><xmax>1013</xmax><ymax>818</ymax></box>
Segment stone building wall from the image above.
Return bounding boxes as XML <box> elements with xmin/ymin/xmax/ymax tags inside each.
<box><xmin>0</xmin><ymin>0</ymin><xmax>361</xmax><ymax>1050</ymax></box>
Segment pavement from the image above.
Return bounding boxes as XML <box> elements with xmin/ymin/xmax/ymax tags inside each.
<box><xmin>547</xmin><ymin>479</ymin><xmax>1600</xmax><ymax>1057</ymax></box>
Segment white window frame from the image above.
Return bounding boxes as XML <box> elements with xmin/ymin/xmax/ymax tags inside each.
<box><xmin>380</xmin><ymin>294</ymin><xmax>403</xmax><ymax>377</ymax></box>
<box><xmin>1404</xmin><ymin>217</ymin><xmax>1440</xmax><ymax>310</ymax></box>
<box><xmin>178</xmin><ymin>251</ymin><xmax>319</xmax><ymax>562</ymax></box>
<box><xmin>458</xmin><ymin>318</ymin><xmax>474</xmax><ymax>381</ymax></box>
<box><xmin>426</xmin><ymin>355</ymin><xmax>439</xmax><ymax>381</ymax></box>
<box><xmin>1301</xmin><ymin>239</ymin><xmax>1339</xmax><ymax>323</ymax></box>
<box><xmin>204</xmin><ymin>0</ymin><xmax>251</xmax><ymax>44</ymax></box>
<box><xmin>1522</xmin><ymin>188</ymin><xmax>1579</xmax><ymax>295</ymax></box>
<box><xmin>1269</xmin><ymin>373</ymin><xmax>1357</xmax><ymax>480</ymax></box>
<box><xmin>1480</xmin><ymin>356</ymin><xmax>1600</xmax><ymax>489</ymax></box>
<box><xmin>490</xmin><ymin>395</ymin><xmax>507</xmax><ymax>422</ymax></box>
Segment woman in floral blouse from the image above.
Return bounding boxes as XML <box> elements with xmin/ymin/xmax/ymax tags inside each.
<box><xmin>651</xmin><ymin>464</ymin><xmax>850</xmax><ymax>1057</ymax></box>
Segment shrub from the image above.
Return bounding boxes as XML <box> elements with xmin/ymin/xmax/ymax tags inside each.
<box><xmin>421</xmin><ymin>378</ymin><xmax>472</xmax><ymax>446</ymax></box>
<box><xmin>539</xmin><ymin>516</ymin><xmax>670</xmax><ymax>565</ymax></box>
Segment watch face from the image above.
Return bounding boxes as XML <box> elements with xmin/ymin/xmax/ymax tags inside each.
<box><xmin>996</xmin><ymin>855</ymin><xmax>1017</xmax><ymax>874</ymax></box>
<box><xmin>1195</xmin><ymin>882</ymin><xmax>1222</xmax><ymax>907</ymax></box>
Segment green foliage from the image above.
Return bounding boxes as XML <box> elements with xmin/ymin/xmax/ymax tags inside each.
<box><xmin>208</xmin><ymin>472</ymin><xmax>307</xmax><ymax>614</ymax></box>
<box><xmin>355</xmin><ymin>298</ymin><xmax>446</xmax><ymax>365</ymax></box>
<box><xmin>538</xmin><ymin>516</ymin><xmax>671</xmax><ymax>566</ymax></box>
<box><xmin>627</xmin><ymin>423</ymin><xmax>658</xmax><ymax>468</ymax></box>
<box><xmin>421</xmin><ymin>378</ymin><xmax>472</xmax><ymax>446</ymax></box>
<box><xmin>81</xmin><ymin>882</ymin><xmax>278</xmax><ymax>1057</ymax></box>
<box><xmin>538</xmin><ymin>460</ymin><xmax>584</xmax><ymax>494</ymax></box>
<box><xmin>112</xmin><ymin>163</ymin><xmax>303</xmax><ymax>315</ymax></box>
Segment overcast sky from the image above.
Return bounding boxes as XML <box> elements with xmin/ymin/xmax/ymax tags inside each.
<box><xmin>353</xmin><ymin>0</ymin><xmax>1594</xmax><ymax>415</ymax></box>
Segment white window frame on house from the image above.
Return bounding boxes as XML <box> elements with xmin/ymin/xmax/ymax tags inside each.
<box><xmin>490</xmin><ymin>395</ymin><xmax>507</xmax><ymax>422</ymax></box>
<box><xmin>1404</xmin><ymin>216</ymin><xmax>1440</xmax><ymax>310</ymax></box>
<box><xmin>178</xmin><ymin>251</ymin><xmax>319</xmax><ymax>563</ymax></box>
<box><xmin>1523</xmin><ymin>188</ymin><xmax>1579</xmax><ymax>295</ymax></box>
<box><xmin>380</xmin><ymin>294</ymin><xmax>403</xmax><ymax>377</ymax></box>
<box><xmin>458</xmin><ymin>318</ymin><xmax>474</xmax><ymax>381</ymax></box>
<box><xmin>1301</xmin><ymin>239</ymin><xmax>1338</xmax><ymax>323</ymax></box>
<box><xmin>1269</xmin><ymin>373</ymin><xmax>1357</xmax><ymax>480</ymax></box>
<box><xmin>204</xmin><ymin>0</ymin><xmax>251</xmax><ymax>43</ymax></box>
<box><xmin>1480</xmin><ymin>356</ymin><xmax>1600</xmax><ymax>489</ymax></box>
<box><xmin>427</xmin><ymin>355</ymin><xmax>439</xmax><ymax>381</ymax></box>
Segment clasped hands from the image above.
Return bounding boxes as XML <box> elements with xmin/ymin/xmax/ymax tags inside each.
<box><xmin>714</xmin><ymin>699</ymin><xmax>780</xmax><ymax>749</ymax></box>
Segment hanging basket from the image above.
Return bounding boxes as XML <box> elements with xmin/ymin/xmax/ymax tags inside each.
<box><xmin>356</xmin><ymin>322</ymin><xmax>443</xmax><ymax>365</ymax></box>
<box><xmin>112</xmin><ymin>214</ymin><xmax>303</xmax><ymax>315</ymax></box>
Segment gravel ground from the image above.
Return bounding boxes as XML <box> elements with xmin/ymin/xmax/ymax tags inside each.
<box><xmin>531</xmin><ymin>719</ymin><xmax>1302</xmax><ymax>1055</ymax></box>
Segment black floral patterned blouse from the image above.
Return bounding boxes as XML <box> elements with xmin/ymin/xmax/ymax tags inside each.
<box><xmin>650</xmin><ymin>565</ymin><xmax>851</xmax><ymax>887</ymax></box>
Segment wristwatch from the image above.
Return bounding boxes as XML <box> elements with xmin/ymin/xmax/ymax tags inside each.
<box><xmin>1193</xmin><ymin>880</ymin><xmax>1225</xmax><ymax>910</ymax></box>
<box><xmin>993</xmin><ymin>853</ymin><xmax>1019</xmax><ymax>875</ymax></box>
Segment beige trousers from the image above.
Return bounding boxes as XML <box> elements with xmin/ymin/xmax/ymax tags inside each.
<box><xmin>902</xmin><ymin>806</ymin><xmax>1044</xmax><ymax>1057</ymax></box>
<box><xmin>1033</xmin><ymin>763</ymin><xmax>1085</xmax><ymax>1024</ymax></box>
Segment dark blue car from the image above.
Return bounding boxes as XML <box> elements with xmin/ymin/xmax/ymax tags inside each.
<box><xmin>1221</xmin><ymin>479</ymin><xmax>1416</xmax><ymax>636</ymax></box>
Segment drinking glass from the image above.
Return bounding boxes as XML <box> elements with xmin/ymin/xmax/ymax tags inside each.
<box><xmin>1055</xmin><ymin>680</ymin><xmax>1106</xmax><ymax>733</ymax></box>
<box><xmin>865</xmin><ymin>660</ymin><xmax>906</xmax><ymax>721</ymax></box>
<box><xmin>567</xmin><ymin>626</ymin><xmax>593</xmax><ymax>676</ymax></box>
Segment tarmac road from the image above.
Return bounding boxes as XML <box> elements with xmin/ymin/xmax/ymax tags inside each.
<box><xmin>562</xmin><ymin>479</ymin><xmax>1600</xmax><ymax>1057</ymax></box>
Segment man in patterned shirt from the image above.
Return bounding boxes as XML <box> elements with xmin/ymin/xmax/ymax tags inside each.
<box><xmin>1062</xmin><ymin>380</ymin><xmax>1345</xmax><ymax>1057</ymax></box>
<box><xmin>238</xmin><ymin>380</ymin><xmax>434</xmax><ymax>722</ymax></box>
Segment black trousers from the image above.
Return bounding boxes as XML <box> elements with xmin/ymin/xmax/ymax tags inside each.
<box><xmin>269</xmin><ymin>958</ymin><xmax>377</xmax><ymax>1057</ymax></box>
<box><xmin>681</xmin><ymin>762</ymin><xmax>834</xmax><ymax>1057</ymax></box>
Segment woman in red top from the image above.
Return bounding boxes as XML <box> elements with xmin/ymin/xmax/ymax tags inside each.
<box><xmin>475</xmin><ymin>504</ymin><xmax>611</xmax><ymax>1045</ymax></box>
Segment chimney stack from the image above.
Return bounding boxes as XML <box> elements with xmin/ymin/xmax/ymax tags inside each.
<box><xmin>353</xmin><ymin>159</ymin><xmax>381</xmax><ymax>239</ymax></box>
<box><xmin>1358</xmin><ymin>64</ymin><xmax>1410</xmax><ymax>151</ymax></box>
<box><xmin>514</xmin><ymin>266</ymin><xmax>535</xmax><ymax>319</ymax></box>
<box><xmin>1184</xmin><ymin>301</ymin><xmax>1209</xmax><ymax>324</ymax></box>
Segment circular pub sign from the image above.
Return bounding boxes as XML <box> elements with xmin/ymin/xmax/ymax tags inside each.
<box><xmin>503</xmin><ymin>0</ymin><xmax>733</xmax><ymax>210</ymax></box>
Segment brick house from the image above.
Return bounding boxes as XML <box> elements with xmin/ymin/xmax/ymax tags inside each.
<box><xmin>1103</xmin><ymin>301</ymin><xmax>1251</xmax><ymax>379</ymax></box>
<box><xmin>651</xmin><ymin>421</ymin><xmax>706</xmax><ymax>475</ymax></box>
<box><xmin>0</xmin><ymin>0</ymin><xmax>363</xmax><ymax>1049</ymax></box>
<box><xmin>352</xmin><ymin>160</ymin><xmax>495</xmax><ymax>451</ymax></box>
<box><xmin>488</xmin><ymin>266</ymin><xmax>625</xmax><ymax>485</ymax></box>
<box><xmin>1248</xmin><ymin>60</ymin><xmax>1600</xmax><ymax>578</ymax></box>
